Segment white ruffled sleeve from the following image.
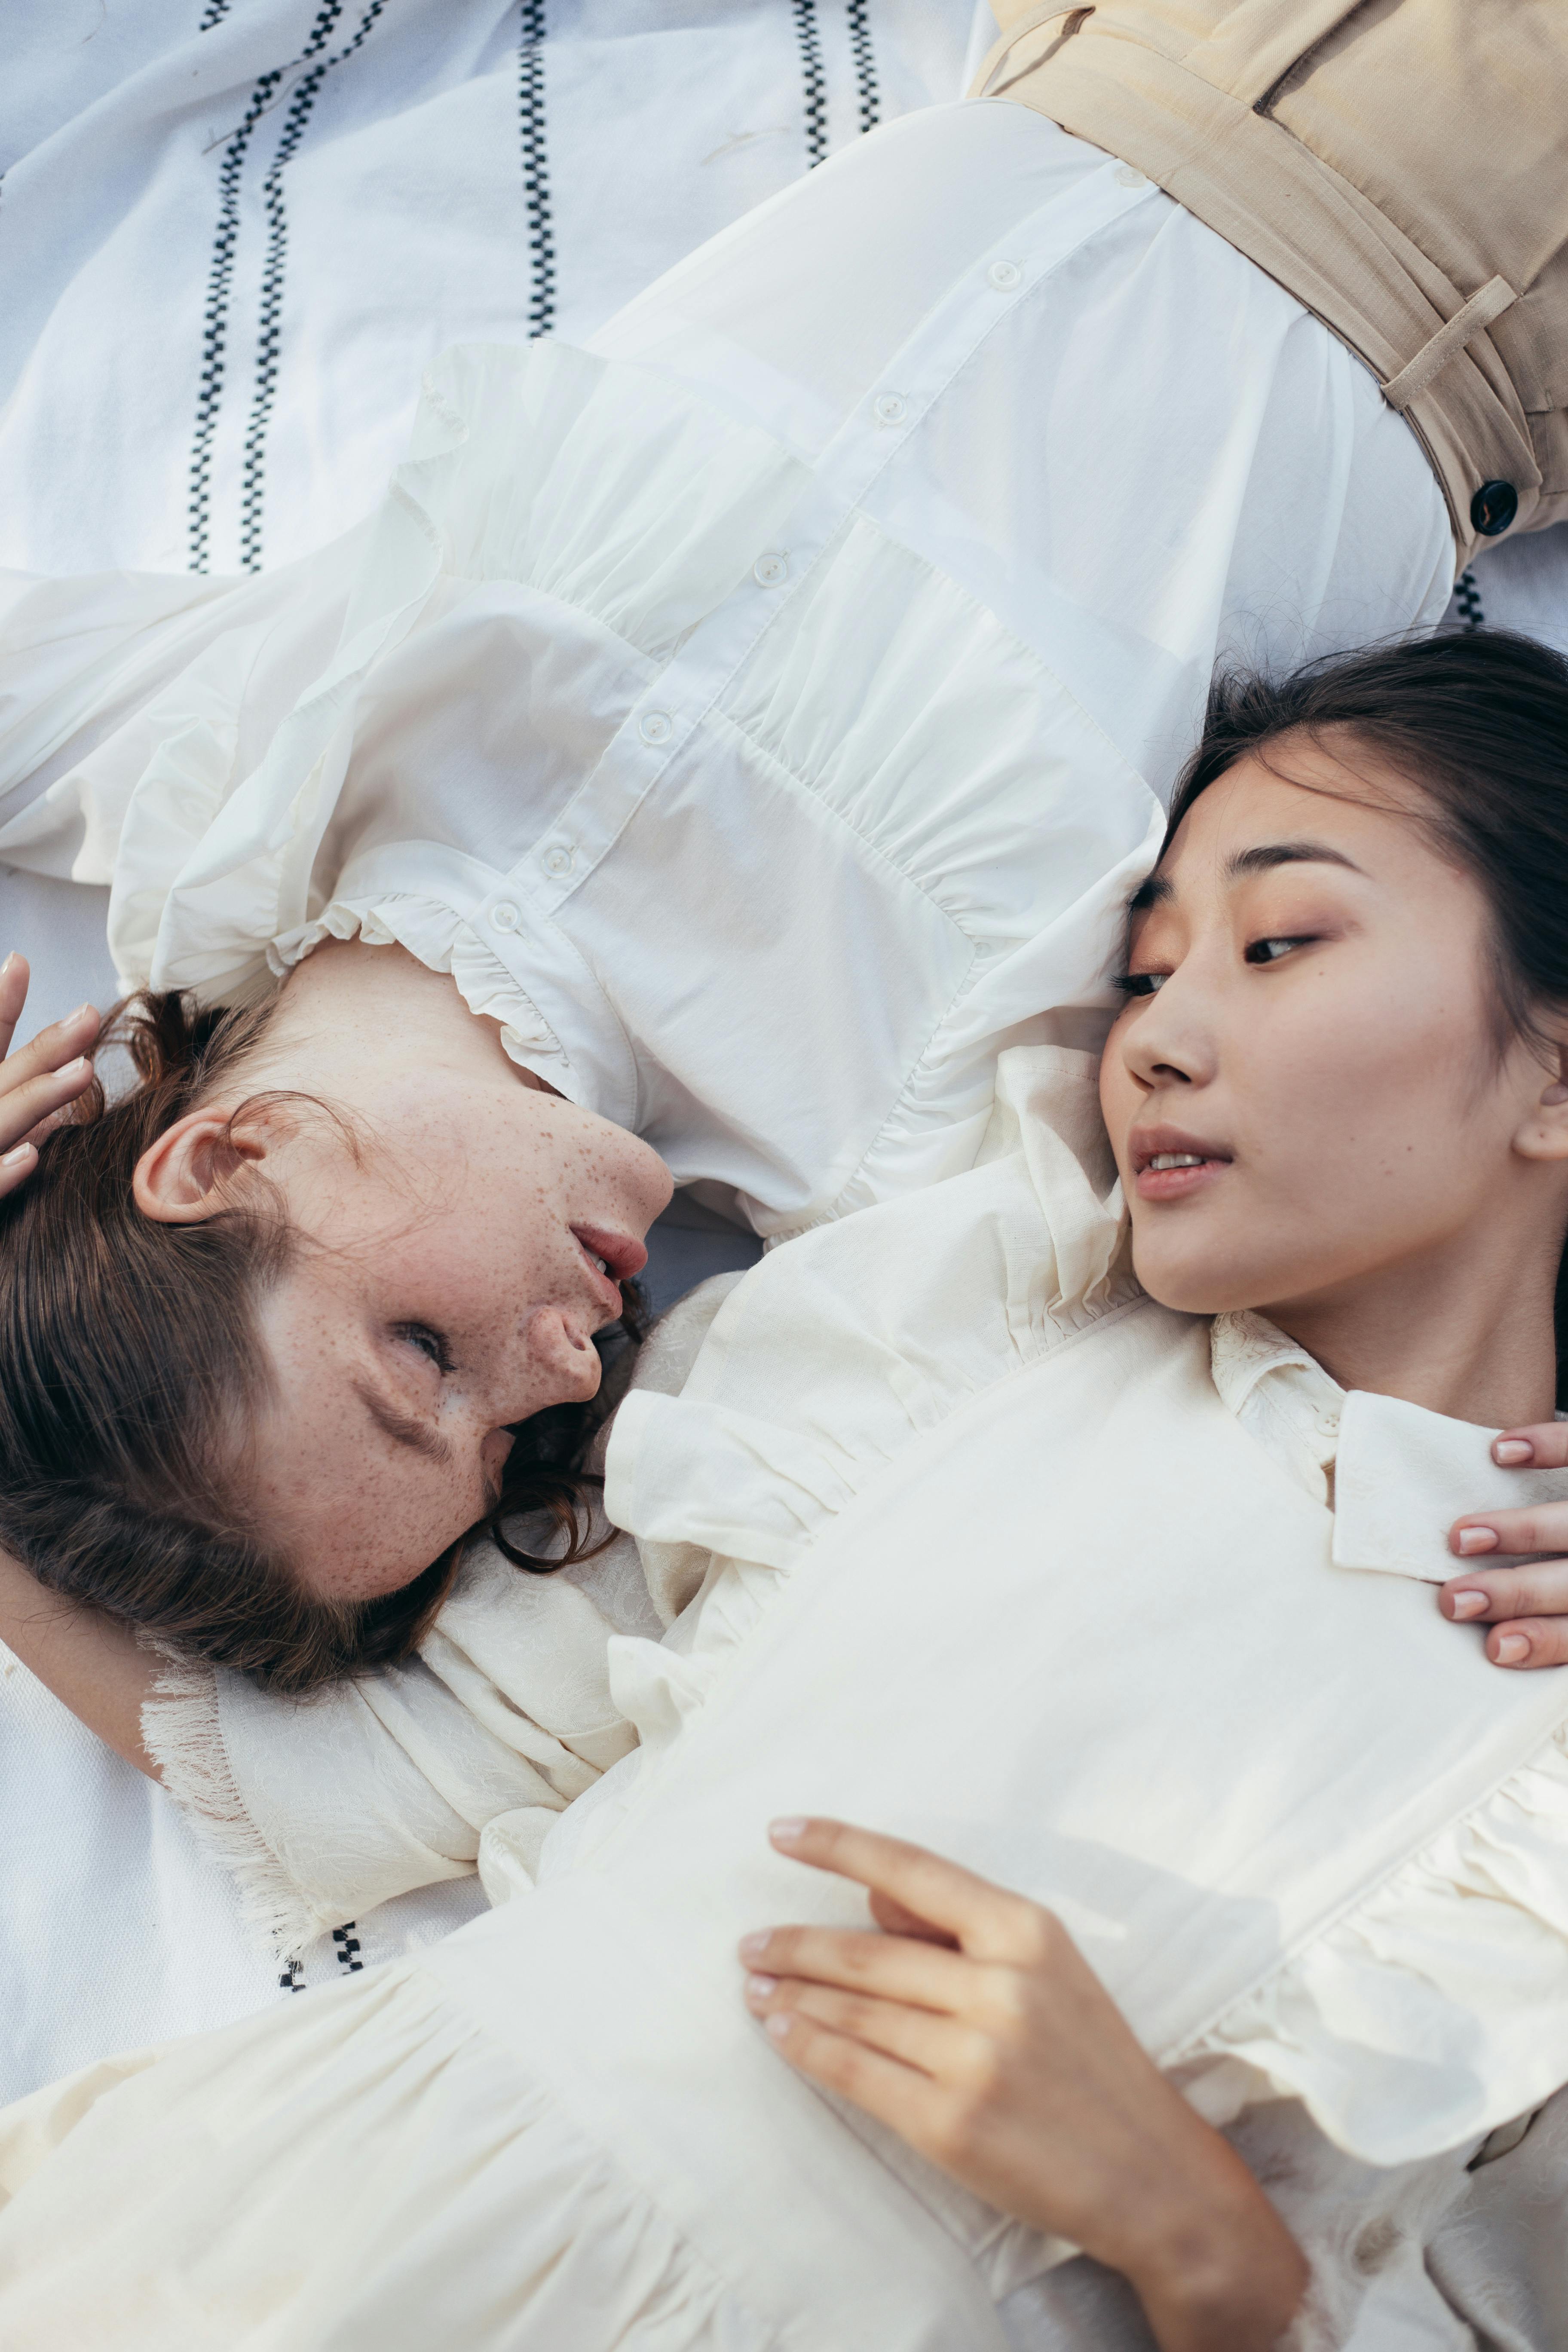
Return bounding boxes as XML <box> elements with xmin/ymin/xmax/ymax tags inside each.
<box><xmin>142</xmin><ymin>1541</ymin><xmax>642</xmax><ymax>1957</ymax></box>
<box><xmin>1178</xmin><ymin>1719</ymin><xmax>1568</xmax><ymax>2167</ymax></box>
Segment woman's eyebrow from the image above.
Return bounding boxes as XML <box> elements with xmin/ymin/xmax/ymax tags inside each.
<box><xmin>1224</xmin><ymin>841</ymin><xmax>1364</xmax><ymax>880</ymax></box>
<box><xmin>352</xmin><ymin>1378</ymin><xmax>454</xmax><ymax>1468</ymax></box>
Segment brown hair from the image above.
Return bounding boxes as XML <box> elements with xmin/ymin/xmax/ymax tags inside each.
<box><xmin>0</xmin><ymin>992</ymin><xmax>638</xmax><ymax>1692</ymax></box>
<box><xmin>1165</xmin><ymin>626</ymin><xmax>1568</xmax><ymax>1396</ymax></box>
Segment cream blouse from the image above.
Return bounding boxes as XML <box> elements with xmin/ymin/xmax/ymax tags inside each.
<box><xmin>21</xmin><ymin>1047</ymin><xmax>1560</xmax><ymax>2352</ymax></box>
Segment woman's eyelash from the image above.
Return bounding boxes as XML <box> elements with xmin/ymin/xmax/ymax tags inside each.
<box><xmin>398</xmin><ymin>1323</ymin><xmax>453</xmax><ymax>1373</ymax></box>
<box><xmin>1116</xmin><ymin>971</ymin><xmax>1167</xmax><ymax>997</ymax></box>
<box><xmin>1244</xmin><ymin>935</ymin><xmax>1316</xmax><ymax>965</ymax></box>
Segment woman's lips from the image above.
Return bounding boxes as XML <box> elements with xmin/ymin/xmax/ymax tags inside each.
<box><xmin>1135</xmin><ymin>1157</ymin><xmax>1228</xmax><ymax>1203</ymax></box>
<box><xmin>1128</xmin><ymin>1130</ymin><xmax>1231</xmax><ymax>1204</ymax></box>
<box><xmin>570</xmin><ymin>1224</ymin><xmax>648</xmax><ymax>1320</ymax></box>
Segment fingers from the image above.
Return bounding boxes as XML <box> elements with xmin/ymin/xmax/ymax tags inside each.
<box><xmin>767</xmin><ymin>1817</ymin><xmax>1042</xmax><ymax>1960</ymax></box>
<box><xmin>0</xmin><ymin>954</ymin><xmax>30</xmax><ymax>1062</ymax></box>
<box><xmin>744</xmin><ymin>1969</ymin><xmax>977</xmax><ymax>2081</ymax></box>
<box><xmin>1439</xmin><ymin>1557</ymin><xmax>1568</xmax><ymax>1669</ymax></box>
<box><xmin>738</xmin><ymin>1920</ymin><xmax>972</xmax><ymax>2014</ymax></box>
<box><xmin>1482</xmin><ymin>1423</ymin><xmax>1568</xmax><ymax>1472</ymax></box>
<box><xmin>1451</xmin><ymin>1500</ymin><xmax>1568</xmax><ymax>1563</ymax></box>
<box><xmin>747</xmin><ymin>1998</ymin><xmax>940</xmax><ymax>2142</ymax></box>
<box><xmin>0</xmin><ymin>1051</ymin><xmax>95</xmax><ymax>1161</ymax></box>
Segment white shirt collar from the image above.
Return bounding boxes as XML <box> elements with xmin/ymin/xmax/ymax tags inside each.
<box><xmin>1211</xmin><ymin>1310</ymin><xmax>1568</xmax><ymax>1582</ymax></box>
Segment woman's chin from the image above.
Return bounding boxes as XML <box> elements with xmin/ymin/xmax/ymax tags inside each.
<box><xmin>1128</xmin><ymin>1240</ymin><xmax>1272</xmax><ymax>1321</ymax></box>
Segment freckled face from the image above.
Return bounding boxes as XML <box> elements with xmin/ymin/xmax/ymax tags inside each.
<box><xmin>1099</xmin><ymin>742</ymin><xmax>1536</xmax><ymax>1320</ymax></box>
<box><xmin>248</xmin><ymin>1067</ymin><xmax>671</xmax><ymax>1602</ymax></box>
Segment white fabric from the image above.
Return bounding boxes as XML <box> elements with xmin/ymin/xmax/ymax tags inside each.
<box><xmin>0</xmin><ymin>1</ymin><xmax>983</xmax><ymax>577</ymax></box>
<box><xmin>0</xmin><ymin>0</ymin><xmax>980</xmax><ymax>2102</ymax></box>
<box><xmin>1447</xmin><ymin>520</ymin><xmax>1568</xmax><ymax>656</ymax></box>
<box><xmin>0</xmin><ymin>104</ymin><xmax>1450</xmax><ymax>1235</ymax></box>
<box><xmin>6</xmin><ymin>1046</ymin><xmax>1568</xmax><ymax>2349</ymax></box>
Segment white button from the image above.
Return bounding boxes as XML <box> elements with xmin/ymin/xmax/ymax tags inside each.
<box><xmin>988</xmin><ymin>259</ymin><xmax>1022</xmax><ymax>291</ymax></box>
<box><xmin>543</xmin><ymin>845</ymin><xmax>574</xmax><ymax>877</ymax></box>
<box><xmin>753</xmin><ymin>552</ymin><xmax>788</xmax><ymax>588</ymax></box>
<box><xmin>1115</xmin><ymin>164</ymin><xmax>1148</xmax><ymax>189</ymax></box>
<box><xmin>873</xmin><ymin>392</ymin><xmax>908</xmax><ymax>426</ymax></box>
<box><xmin>490</xmin><ymin>900</ymin><xmax>521</xmax><ymax>932</ymax></box>
<box><xmin>639</xmin><ymin>709</ymin><xmax>674</xmax><ymax>746</ymax></box>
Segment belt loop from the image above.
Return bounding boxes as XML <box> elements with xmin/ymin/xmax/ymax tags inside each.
<box><xmin>1381</xmin><ymin>277</ymin><xmax>1518</xmax><ymax>413</ymax></box>
<box><xmin>968</xmin><ymin>5</ymin><xmax>1093</xmax><ymax>101</ymax></box>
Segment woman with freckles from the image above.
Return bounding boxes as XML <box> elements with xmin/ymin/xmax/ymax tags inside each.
<box><xmin>5</xmin><ymin>629</ymin><xmax>1568</xmax><ymax>2352</ymax></box>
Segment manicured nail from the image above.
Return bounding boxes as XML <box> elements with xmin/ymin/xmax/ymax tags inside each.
<box><xmin>1494</xmin><ymin>1438</ymin><xmax>1534</xmax><ymax>1465</ymax></box>
<box><xmin>738</xmin><ymin>1932</ymin><xmax>769</xmax><ymax>1961</ymax></box>
<box><xmin>0</xmin><ymin>1144</ymin><xmax>32</xmax><ymax>1168</ymax></box>
<box><xmin>1</xmin><ymin>953</ymin><xmax>17</xmax><ymax>977</ymax></box>
<box><xmin>765</xmin><ymin>2013</ymin><xmax>793</xmax><ymax>2041</ymax></box>
<box><xmin>1456</xmin><ymin>1527</ymin><xmax>1498</xmax><ymax>1555</ymax></box>
<box><xmin>769</xmin><ymin>1818</ymin><xmax>807</xmax><ymax>1846</ymax></box>
<box><xmin>1450</xmin><ymin>1590</ymin><xmax>1490</xmax><ymax>1620</ymax></box>
<box><xmin>746</xmin><ymin>1975</ymin><xmax>778</xmax><ymax>2000</ymax></box>
<box><xmin>58</xmin><ymin>1057</ymin><xmax>90</xmax><ymax>1079</ymax></box>
<box><xmin>1496</xmin><ymin>1634</ymin><xmax>1530</xmax><ymax>1665</ymax></box>
<box><xmin>68</xmin><ymin>1002</ymin><xmax>95</xmax><ymax>1024</ymax></box>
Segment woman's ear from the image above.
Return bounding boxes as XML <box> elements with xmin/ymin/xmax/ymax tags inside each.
<box><xmin>1514</xmin><ymin>1041</ymin><xmax>1568</xmax><ymax>1163</ymax></box>
<box><xmin>133</xmin><ymin>1106</ymin><xmax>267</xmax><ymax>1224</ymax></box>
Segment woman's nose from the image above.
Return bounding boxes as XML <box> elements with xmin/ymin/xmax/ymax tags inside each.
<box><xmin>1118</xmin><ymin>969</ymin><xmax>1214</xmax><ymax>1091</ymax></box>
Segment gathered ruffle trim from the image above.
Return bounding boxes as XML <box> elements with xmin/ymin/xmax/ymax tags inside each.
<box><xmin>1180</xmin><ymin>1716</ymin><xmax>1568</xmax><ymax>2165</ymax></box>
<box><xmin>270</xmin><ymin>891</ymin><xmax>577</xmax><ymax>1087</ymax></box>
<box><xmin>141</xmin><ymin>1643</ymin><xmax>332</xmax><ymax>1960</ymax></box>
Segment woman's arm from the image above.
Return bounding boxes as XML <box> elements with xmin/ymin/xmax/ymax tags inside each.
<box><xmin>0</xmin><ymin>952</ymin><xmax>158</xmax><ymax>1770</ymax></box>
<box><xmin>0</xmin><ymin>1541</ymin><xmax>155</xmax><ymax>1773</ymax></box>
<box><xmin>737</xmin><ymin>1819</ymin><xmax>1307</xmax><ymax>2352</ymax></box>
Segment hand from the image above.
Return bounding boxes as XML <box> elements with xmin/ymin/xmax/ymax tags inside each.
<box><xmin>0</xmin><ymin>952</ymin><xmax>100</xmax><ymax>1196</ymax></box>
<box><xmin>1444</xmin><ymin>1423</ymin><xmax>1568</xmax><ymax>1669</ymax></box>
<box><xmin>738</xmin><ymin>1819</ymin><xmax>1306</xmax><ymax>2352</ymax></box>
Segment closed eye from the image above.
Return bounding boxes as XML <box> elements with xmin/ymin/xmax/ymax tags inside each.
<box><xmin>397</xmin><ymin>1322</ymin><xmax>454</xmax><ymax>1373</ymax></box>
<box><xmin>1117</xmin><ymin>971</ymin><xmax>1168</xmax><ymax>997</ymax></box>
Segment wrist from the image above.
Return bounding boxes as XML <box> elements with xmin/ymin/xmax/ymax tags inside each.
<box><xmin>1121</xmin><ymin>2167</ymin><xmax>1308</xmax><ymax>2352</ymax></box>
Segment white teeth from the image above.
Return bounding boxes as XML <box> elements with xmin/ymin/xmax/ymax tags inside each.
<box><xmin>1149</xmin><ymin>1153</ymin><xmax>1205</xmax><ymax>1171</ymax></box>
<box><xmin>591</xmin><ymin>1254</ymin><xmax>609</xmax><ymax>1276</ymax></box>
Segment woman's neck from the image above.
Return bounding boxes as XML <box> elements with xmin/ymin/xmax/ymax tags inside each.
<box><xmin>1262</xmin><ymin>1213</ymin><xmax>1562</xmax><ymax>1429</ymax></box>
<box><xmin>258</xmin><ymin>938</ymin><xmax>550</xmax><ymax>1097</ymax></box>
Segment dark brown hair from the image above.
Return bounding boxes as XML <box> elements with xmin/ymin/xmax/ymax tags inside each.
<box><xmin>0</xmin><ymin>992</ymin><xmax>639</xmax><ymax>1691</ymax></box>
<box><xmin>1165</xmin><ymin>626</ymin><xmax>1568</xmax><ymax>1396</ymax></box>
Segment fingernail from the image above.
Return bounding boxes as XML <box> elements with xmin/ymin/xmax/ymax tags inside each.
<box><xmin>1456</xmin><ymin>1527</ymin><xmax>1498</xmax><ymax>1555</ymax></box>
<box><xmin>746</xmin><ymin>1975</ymin><xmax>778</xmax><ymax>2000</ymax></box>
<box><xmin>1</xmin><ymin>953</ymin><xmax>17</xmax><ymax>977</ymax></box>
<box><xmin>765</xmin><ymin>2013</ymin><xmax>793</xmax><ymax>2041</ymax></box>
<box><xmin>738</xmin><ymin>1932</ymin><xmax>769</xmax><ymax>1961</ymax></box>
<box><xmin>60</xmin><ymin>1057</ymin><xmax>90</xmax><ymax>1079</ymax></box>
<box><xmin>1496</xmin><ymin>1634</ymin><xmax>1530</xmax><ymax>1665</ymax></box>
<box><xmin>1450</xmin><ymin>1590</ymin><xmax>1490</xmax><ymax>1620</ymax></box>
<box><xmin>769</xmin><ymin>1818</ymin><xmax>807</xmax><ymax>1846</ymax></box>
<box><xmin>68</xmin><ymin>1003</ymin><xmax>95</xmax><ymax>1024</ymax></box>
<box><xmin>0</xmin><ymin>1144</ymin><xmax>32</xmax><ymax>1168</ymax></box>
<box><xmin>1494</xmin><ymin>1438</ymin><xmax>1534</xmax><ymax>1465</ymax></box>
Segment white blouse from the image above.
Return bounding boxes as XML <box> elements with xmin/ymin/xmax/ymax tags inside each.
<box><xmin>0</xmin><ymin>103</ymin><xmax>1450</xmax><ymax>1235</ymax></box>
